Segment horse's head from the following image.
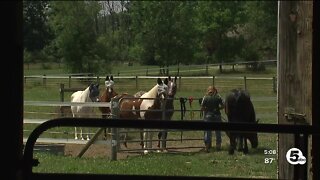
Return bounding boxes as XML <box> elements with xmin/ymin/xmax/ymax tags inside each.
<box><xmin>166</xmin><ymin>76</ymin><xmax>177</xmax><ymax>97</ymax></box>
<box><xmin>105</xmin><ymin>75</ymin><xmax>115</xmax><ymax>93</ymax></box>
<box><xmin>89</xmin><ymin>83</ymin><xmax>100</xmax><ymax>102</ymax></box>
<box><xmin>157</xmin><ymin>77</ymin><xmax>168</xmax><ymax>100</ymax></box>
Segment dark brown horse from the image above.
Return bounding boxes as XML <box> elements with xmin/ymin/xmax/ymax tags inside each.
<box><xmin>225</xmin><ymin>88</ymin><xmax>258</xmax><ymax>155</ymax></box>
<box><xmin>157</xmin><ymin>76</ymin><xmax>178</xmax><ymax>150</ymax></box>
<box><xmin>99</xmin><ymin>75</ymin><xmax>118</xmax><ymax>139</ymax></box>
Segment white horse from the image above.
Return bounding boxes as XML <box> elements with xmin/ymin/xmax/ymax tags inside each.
<box><xmin>139</xmin><ymin>78</ymin><xmax>168</xmax><ymax>154</ymax></box>
<box><xmin>71</xmin><ymin>83</ymin><xmax>100</xmax><ymax>140</ymax></box>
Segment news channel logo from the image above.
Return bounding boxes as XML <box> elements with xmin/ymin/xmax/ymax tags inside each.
<box><xmin>286</xmin><ymin>148</ymin><xmax>306</xmax><ymax>165</ymax></box>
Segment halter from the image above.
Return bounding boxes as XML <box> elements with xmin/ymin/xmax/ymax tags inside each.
<box><xmin>157</xmin><ymin>83</ymin><xmax>168</xmax><ymax>99</ymax></box>
<box><xmin>105</xmin><ymin>80</ymin><xmax>115</xmax><ymax>93</ymax></box>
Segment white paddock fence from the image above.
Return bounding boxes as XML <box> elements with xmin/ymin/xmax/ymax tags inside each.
<box><xmin>24</xmin><ymin>98</ymin><xmax>209</xmax><ymax>160</ymax></box>
<box><xmin>24</xmin><ymin>75</ymin><xmax>277</xmax><ymax>93</ymax></box>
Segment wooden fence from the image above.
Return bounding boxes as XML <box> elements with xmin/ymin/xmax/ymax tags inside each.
<box><xmin>25</xmin><ymin>75</ymin><xmax>277</xmax><ymax>93</ymax></box>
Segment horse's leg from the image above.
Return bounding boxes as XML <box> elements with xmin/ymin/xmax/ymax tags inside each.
<box><xmin>74</xmin><ymin>127</ymin><xmax>78</xmax><ymax>140</ymax></box>
<box><xmin>123</xmin><ymin>128</ymin><xmax>128</xmax><ymax>148</ymax></box>
<box><xmin>102</xmin><ymin>114</ymin><xmax>107</xmax><ymax>139</ymax></box>
<box><xmin>143</xmin><ymin>129</ymin><xmax>148</xmax><ymax>154</ymax></box>
<box><xmin>73</xmin><ymin>114</ymin><xmax>78</xmax><ymax>140</ymax></box>
<box><xmin>243</xmin><ymin>137</ymin><xmax>249</xmax><ymax>154</ymax></box>
<box><xmin>228</xmin><ymin>133</ymin><xmax>236</xmax><ymax>155</ymax></box>
<box><xmin>120</xmin><ymin>128</ymin><xmax>128</xmax><ymax>148</ymax></box>
<box><xmin>143</xmin><ymin>129</ymin><xmax>153</xmax><ymax>154</ymax></box>
<box><xmin>238</xmin><ymin>135</ymin><xmax>244</xmax><ymax>151</ymax></box>
<box><xmin>160</xmin><ymin>130</ymin><xmax>168</xmax><ymax>150</ymax></box>
<box><xmin>86</xmin><ymin>127</ymin><xmax>90</xmax><ymax>141</ymax></box>
<box><xmin>157</xmin><ymin>132</ymin><xmax>162</xmax><ymax>148</ymax></box>
<box><xmin>140</xmin><ymin>128</ymin><xmax>144</xmax><ymax>148</ymax></box>
<box><xmin>80</xmin><ymin>128</ymin><xmax>84</xmax><ymax>140</ymax></box>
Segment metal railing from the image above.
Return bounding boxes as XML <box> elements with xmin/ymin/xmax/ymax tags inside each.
<box><xmin>22</xmin><ymin>118</ymin><xmax>318</xmax><ymax>180</ymax></box>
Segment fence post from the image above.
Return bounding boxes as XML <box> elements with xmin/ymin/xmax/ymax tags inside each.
<box><xmin>146</xmin><ymin>68</ymin><xmax>148</xmax><ymax>76</ymax></box>
<box><xmin>97</xmin><ymin>75</ymin><xmax>100</xmax><ymax>84</ymax></box>
<box><xmin>206</xmin><ymin>64</ymin><xmax>208</xmax><ymax>75</ymax></box>
<box><xmin>244</xmin><ymin>76</ymin><xmax>247</xmax><ymax>91</ymax></box>
<box><xmin>43</xmin><ymin>74</ymin><xmax>46</xmax><ymax>87</ymax></box>
<box><xmin>177</xmin><ymin>63</ymin><xmax>180</xmax><ymax>76</ymax></box>
<box><xmin>110</xmin><ymin>98</ymin><xmax>120</xmax><ymax>161</ymax></box>
<box><xmin>60</xmin><ymin>83</ymin><xmax>64</xmax><ymax>102</ymax></box>
<box><xmin>135</xmin><ymin>76</ymin><xmax>138</xmax><ymax>90</ymax></box>
<box><xmin>272</xmin><ymin>76</ymin><xmax>277</xmax><ymax>93</ymax></box>
<box><xmin>68</xmin><ymin>76</ymin><xmax>71</xmax><ymax>88</ymax></box>
<box><xmin>212</xmin><ymin>76</ymin><xmax>215</xmax><ymax>86</ymax></box>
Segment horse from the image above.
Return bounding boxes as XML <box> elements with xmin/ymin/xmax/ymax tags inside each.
<box><xmin>70</xmin><ymin>83</ymin><xmax>100</xmax><ymax>140</ymax></box>
<box><xmin>107</xmin><ymin>90</ymin><xmax>147</xmax><ymax>148</ymax></box>
<box><xmin>157</xmin><ymin>76</ymin><xmax>177</xmax><ymax>150</ymax></box>
<box><xmin>99</xmin><ymin>75</ymin><xmax>118</xmax><ymax>139</ymax></box>
<box><xmin>224</xmin><ymin>88</ymin><xmax>258</xmax><ymax>154</ymax></box>
<box><xmin>115</xmin><ymin>78</ymin><xmax>169</xmax><ymax>151</ymax></box>
<box><xmin>139</xmin><ymin>78</ymin><xmax>168</xmax><ymax>154</ymax></box>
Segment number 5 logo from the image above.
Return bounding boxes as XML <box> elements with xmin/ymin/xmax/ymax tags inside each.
<box><xmin>286</xmin><ymin>148</ymin><xmax>306</xmax><ymax>165</ymax></box>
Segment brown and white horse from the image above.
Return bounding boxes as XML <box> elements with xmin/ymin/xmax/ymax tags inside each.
<box><xmin>139</xmin><ymin>78</ymin><xmax>168</xmax><ymax>154</ymax></box>
<box><xmin>99</xmin><ymin>75</ymin><xmax>118</xmax><ymax>139</ymax></box>
<box><xmin>114</xmin><ymin>78</ymin><xmax>168</xmax><ymax>153</ymax></box>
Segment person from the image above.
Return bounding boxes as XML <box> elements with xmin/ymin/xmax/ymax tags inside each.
<box><xmin>200</xmin><ymin>85</ymin><xmax>224</xmax><ymax>152</ymax></box>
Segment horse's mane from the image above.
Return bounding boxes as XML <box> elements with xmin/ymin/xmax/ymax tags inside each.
<box><xmin>71</xmin><ymin>86</ymin><xmax>90</xmax><ymax>102</ymax></box>
<box><xmin>140</xmin><ymin>84</ymin><xmax>159</xmax><ymax>99</ymax></box>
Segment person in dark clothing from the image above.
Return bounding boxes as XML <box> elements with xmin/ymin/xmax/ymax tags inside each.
<box><xmin>200</xmin><ymin>85</ymin><xmax>224</xmax><ymax>152</ymax></box>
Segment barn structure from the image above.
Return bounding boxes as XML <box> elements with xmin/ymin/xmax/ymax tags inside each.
<box><xmin>4</xmin><ymin>1</ymin><xmax>320</xmax><ymax>180</ymax></box>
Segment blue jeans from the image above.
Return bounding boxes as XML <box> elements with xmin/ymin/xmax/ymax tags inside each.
<box><xmin>204</xmin><ymin>113</ymin><xmax>222</xmax><ymax>146</ymax></box>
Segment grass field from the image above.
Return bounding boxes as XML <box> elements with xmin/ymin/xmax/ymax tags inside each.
<box><xmin>24</xmin><ymin>63</ymin><xmax>278</xmax><ymax>179</ymax></box>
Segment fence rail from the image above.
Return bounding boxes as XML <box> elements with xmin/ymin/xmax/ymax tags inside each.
<box><xmin>23</xmin><ymin>118</ymin><xmax>316</xmax><ymax>180</ymax></box>
<box><xmin>33</xmin><ymin>75</ymin><xmax>277</xmax><ymax>94</ymax></box>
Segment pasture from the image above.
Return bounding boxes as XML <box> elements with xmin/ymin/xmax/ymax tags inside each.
<box><xmin>24</xmin><ymin>63</ymin><xmax>278</xmax><ymax>178</ymax></box>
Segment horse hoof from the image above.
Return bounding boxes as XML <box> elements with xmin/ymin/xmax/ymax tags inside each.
<box><xmin>143</xmin><ymin>150</ymin><xmax>149</xmax><ymax>155</ymax></box>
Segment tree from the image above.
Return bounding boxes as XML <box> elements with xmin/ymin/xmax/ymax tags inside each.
<box><xmin>242</xmin><ymin>1</ymin><xmax>278</xmax><ymax>61</ymax></box>
<box><xmin>23</xmin><ymin>1</ymin><xmax>52</xmax><ymax>53</ymax></box>
<box><xmin>48</xmin><ymin>1</ymin><xmax>103</xmax><ymax>73</ymax></box>
<box><xmin>128</xmin><ymin>1</ymin><xmax>197</xmax><ymax>74</ymax></box>
<box><xmin>195</xmin><ymin>1</ymin><xmax>247</xmax><ymax>71</ymax></box>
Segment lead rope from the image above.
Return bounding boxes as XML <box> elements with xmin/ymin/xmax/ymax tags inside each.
<box><xmin>179</xmin><ymin>97</ymin><xmax>187</xmax><ymax>142</ymax></box>
<box><xmin>188</xmin><ymin>97</ymin><xmax>194</xmax><ymax>120</ymax></box>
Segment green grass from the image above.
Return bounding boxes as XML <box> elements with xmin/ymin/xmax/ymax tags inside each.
<box><xmin>34</xmin><ymin>149</ymin><xmax>277</xmax><ymax>178</ymax></box>
<box><xmin>24</xmin><ymin>63</ymin><xmax>278</xmax><ymax>178</ymax></box>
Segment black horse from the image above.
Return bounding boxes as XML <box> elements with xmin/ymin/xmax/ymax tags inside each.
<box><xmin>225</xmin><ymin>88</ymin><xmax>258</xmax><ymax>155</ymax></box>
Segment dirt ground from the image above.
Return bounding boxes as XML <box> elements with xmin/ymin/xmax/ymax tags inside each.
<box><xmin>64</xmin><ymin>136</ymin><xmax>206</xmax><ymax>160</ymax></box>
